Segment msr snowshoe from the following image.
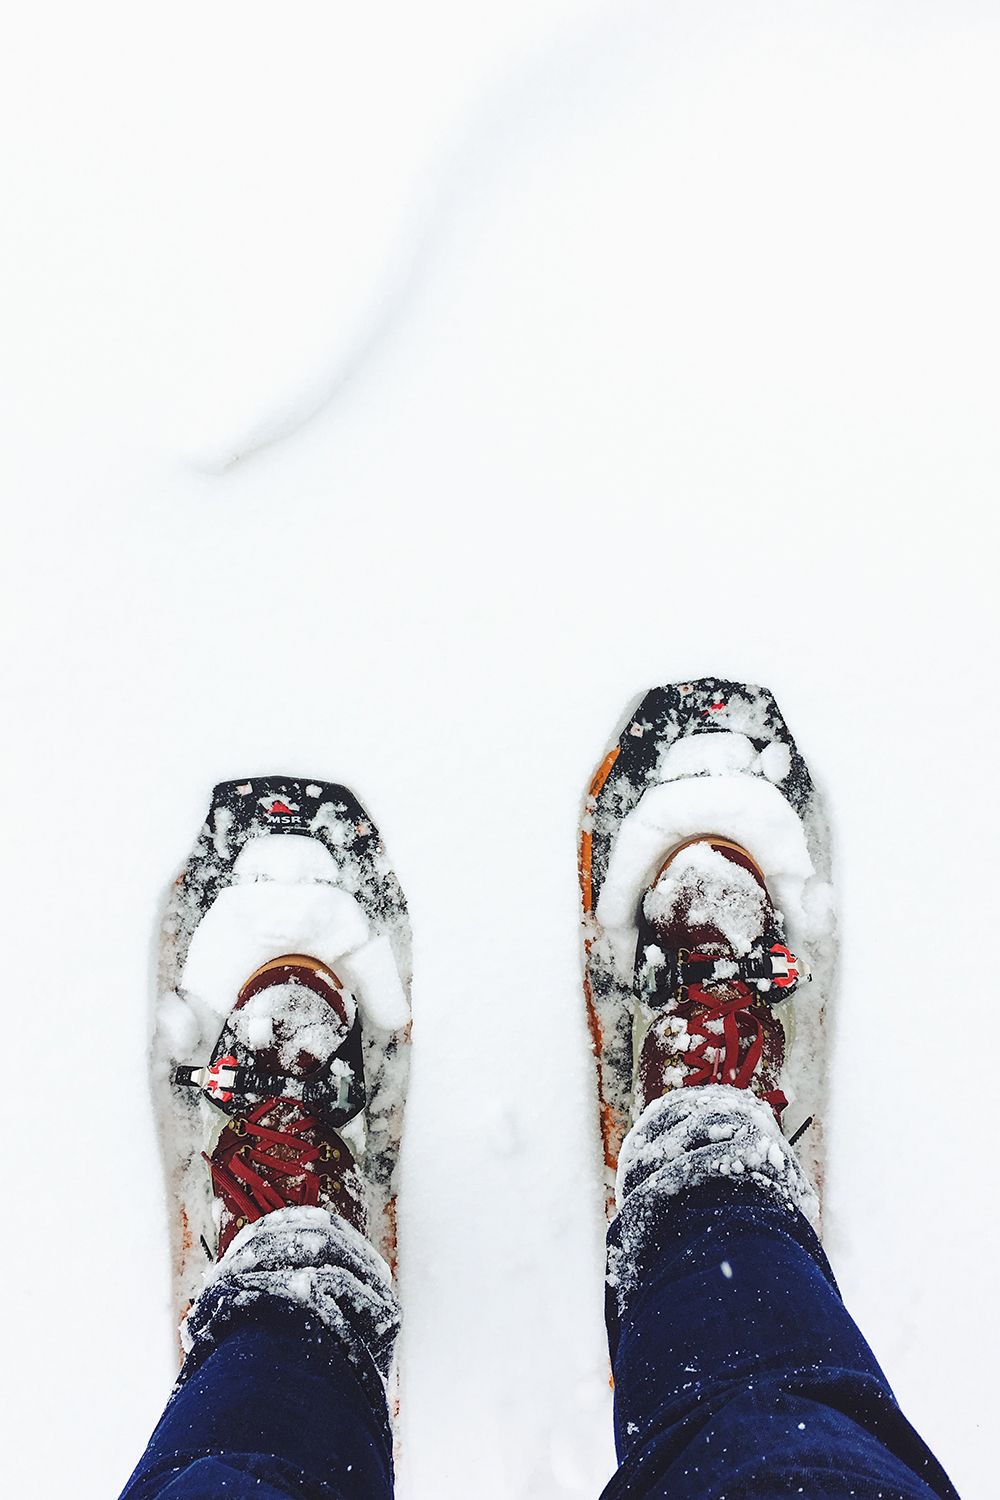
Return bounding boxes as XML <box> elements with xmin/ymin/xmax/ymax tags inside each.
<box><xmin>154</xmin><ymin>778</ymin><xmax>411</xmax><ymax>1333</ymax></box>
<box><xmin>579</xmin><ymin>681</ymin><xmax>835</xmax><ymax>1216</ymax></box>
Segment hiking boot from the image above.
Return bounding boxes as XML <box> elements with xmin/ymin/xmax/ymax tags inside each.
<box><xmin>188</xmin><ymin>955</ymin><xmax>370</xmax><ymax>1258</ymax></box>
<box><xmin>632</xmin><ymin>835</ymin><xmax>807</xmax><ymax>1118</ymax></box>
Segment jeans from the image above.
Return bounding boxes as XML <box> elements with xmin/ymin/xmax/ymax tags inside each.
<box><xmin>121</xmin><ymin>1119</ymin><xmax>958</xmax><ymax>1500</ymax></box>
<box><xmin>601</xmin><ymin>1179</ymin><xmax>958</xmax><ymax>1499</ymax></box>
<box><xmin>119</xmin><ymin>1296</ymin><xmax>394</xmax><ymax>1500</ymax></box>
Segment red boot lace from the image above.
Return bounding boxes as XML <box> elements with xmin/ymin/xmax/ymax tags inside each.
<box><xmin>204</xmin><ymin>1098</ymin><xmax>332</xmax><ymax>1228</ymax></box>
<box><xmin>680</xmin><ymin>972</ymin><xmax>787</xmax><ymax>1115</ymax></box>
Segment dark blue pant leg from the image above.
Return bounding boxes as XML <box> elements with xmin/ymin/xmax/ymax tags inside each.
<box><xmin>602</xmin><ymin>1181</ymin><xmax>959</xmax><ymax>1500</ymax></box>
<box><xmin>119</xmin><ymin>1297</ymin><xmax>394</xmax><ymax>1500</ymax></box>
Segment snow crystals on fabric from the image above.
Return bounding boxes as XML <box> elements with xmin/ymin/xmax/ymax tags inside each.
<box><xmin>608</xmin><ymin>1086</ymin><xmax>819</xmax><ymax>1311</ymax></box>
<box><xmin>182</xmin><ymin>1205</ymin><xmax>400</xmax><ymax>1380</ymax></box>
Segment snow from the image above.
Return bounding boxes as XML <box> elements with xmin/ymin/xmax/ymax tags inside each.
<box><xmin>185</xmin><ymin>1206</ymin><xmax>400</xmax><ymax>1380</ymax></box>
<box><xmin>610</xmin><ymin>1087</ymin><xmax>818</xmax><ymax>1308</ymax></box>
<box><xmin>182</xmin><ymin>885</ymin><xmax>367</xmax><ymax>1018</ymax></box>
<box><xmin>642</xmin><ymin>841</ymin><xmax>772</xmax><ymax>956</ymax></box>
<box><xmin>234</xmin><ymin>982</ymin><xmax>346</xmax><ymax>1071</ymax></box>
<box><xmin>180</xmin><ymin>832</ymin><xmax>409</xmax><ymax>1034</ymax></box>
<box><xmin>758</xmin><ymin>743</ymin><xmax>792</xmax><ymax>785</ymax></box>
<box><xmin>654</xmin><ymin>730</ymin><xmax>758</xmax><ymax>781</ymax></box>
<box><xmin>3</xmin><ymin>3</ymin><xmax>997</xmax><ymax>1498</ymax></box>
<box><xmin>337</xmin><ymin>936</ymin><xmax>412</xmax><ymax>1033</ymax></box>
<box><xmin>234</xmin><ymin>832</ymin><xmax>342</xmax><ymax>883</ymax></box>
<box><xmin>597</xmin><ymin>774</ymin><xmax>820</xmax><ymax>966</ymax></box>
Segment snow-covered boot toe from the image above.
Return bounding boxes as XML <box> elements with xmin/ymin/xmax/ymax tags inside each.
<box><xmin>633</xmin><ymin>835</ymin><xmax>805</xmax><ymax>1118</ymax></box>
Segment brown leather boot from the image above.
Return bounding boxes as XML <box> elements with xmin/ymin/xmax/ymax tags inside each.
<box><xmin>199</xmin><ymin>956</ymin><xmax>369</xmax><ymax>1258</ymax></box>
<box><xmin>633</xmin><ymin>836</ymin><xmax>807</xmax><ymax>1119</ymax></box>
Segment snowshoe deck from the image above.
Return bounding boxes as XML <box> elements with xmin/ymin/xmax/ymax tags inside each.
<box><xmin>580</xmin><ymin>680</ymin><xmax>835</xmax><ymax>1220</ymax></box>
<box><xmin>154</xmin><ymin>776</ymin><xmax>411</xmax><ymax>1335</ymax></box>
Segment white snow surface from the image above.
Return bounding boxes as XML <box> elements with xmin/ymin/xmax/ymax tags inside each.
<box><xmin>3</xmin><ymin>4</ymin><xmax>997</xmax><ymax>1498</ymax></box>
<box><xmin>233</xmin><ymin>833</ymin><xmax>343</xmax><ymax>883</ymax></box>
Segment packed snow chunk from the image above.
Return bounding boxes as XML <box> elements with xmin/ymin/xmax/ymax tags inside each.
<box><xmin>757</xmin><ymin>741</ymin><xmax>791</xmax><ymax>783</ymax></box>
<box><xmin>311</xmin><ymin>802</ymin><xmax>356</xmax><ymax>850</ymax></box>
<box><xmin>247</xmin><ymin>1011</ymin><xmax>274</xmax><ymax>1050</ymax></box>
<box><xmin>337</xmin><ymin>933</ymin><xmax>410</xmax><ymax>1032</ymax></box>
<box><xmin>655</xmin><ymin>732</ymin><xmax>757</xmax><ymax>782</ymax></box>
<box><xmin>802</xmin><ymin>878</ymin><xmax>836</xmax><ymax>925</ymax></box>
<box><xmin>181</xmin><ymin>883</ymin><xmax>371</xmax><ymax>1020</ymax></box>
<box><xmin>211</xmin><ymin>806</ymin><xmax>234</xmax><ymax>861</ymax></box>
<box><xmin>157</xmin><ymin>990</ymin><xmax>201</xmax><ymax>1056</ymax></box>
<box><xmin>234</xmin><ymin>833</ymin><xmax>341</xmax><ymax>884</ymax></box>
<box><xmin>233</xmin><ymin>980</ymin><xmax>352</xmax><ymax>1066</ymax></box>
<box><xmin>596</xmin><ymin>774</ymin><xmax>814</xmax><ymax>970</ymax></box>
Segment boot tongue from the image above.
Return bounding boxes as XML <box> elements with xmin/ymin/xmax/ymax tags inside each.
<box><xmin>643</xmin><ymin>841</ymin><xmax>769</xmax><ymax>961</ymax></box>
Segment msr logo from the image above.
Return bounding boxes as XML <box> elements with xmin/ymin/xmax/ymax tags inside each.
<box><xmin>259</xmin><ymin>795</ymin><xmax>302</xmax><ymax>822</ymax></box>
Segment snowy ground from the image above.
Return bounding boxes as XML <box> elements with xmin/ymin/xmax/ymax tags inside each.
<box><xmin>2</xmin><ymin>3</ymin><xmax>997</xmax><ymax>1496</ymax></box>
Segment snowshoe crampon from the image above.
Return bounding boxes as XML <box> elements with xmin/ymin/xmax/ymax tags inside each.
<box><xmin>154</xmin><ymin>777</ymin><xmax>411</xmax><ymax>1335</ymax></box>
<box><xmin>579</xmin><ymin>681</ymin><xmax>835</xmax><ymax>1218</ymax></box>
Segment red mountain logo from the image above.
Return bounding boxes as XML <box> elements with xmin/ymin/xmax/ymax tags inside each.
<box><xmin>259</xmin><ymin>795</ymin><xmax>300</xmax><ymax>817</ymax></box>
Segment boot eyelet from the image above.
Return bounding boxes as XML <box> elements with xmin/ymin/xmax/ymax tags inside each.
<box><xmin>234</xmin><ymin>1215</ymin><xmax>247</xmax><ymax>1229</ymax></box>
<box><xmin>229</xmin><ymin>1119</ymin><xmax>247</xmax><ymax>1137</ymax></box>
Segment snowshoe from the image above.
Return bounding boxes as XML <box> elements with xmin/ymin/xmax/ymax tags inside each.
<box><xmin>154</xmin><ymin>777</ymin><xmax>411</xmax><ymax>1334</ymax></box>
<box><xmin>579</xmin><ymin>680</ymin><xmax>835</xmax><ymax>1217</ymax></box>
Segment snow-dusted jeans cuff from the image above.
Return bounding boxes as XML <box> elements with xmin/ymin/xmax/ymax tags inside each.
<box><xmin>181</xmin><ymin>1206</ymin><xmax>400</xmax><ymax>1389</ymax></box>
<box><xmin>609</xmin><ymin>1085</ymin><xmax>819</xmax><ymax>1314</ymax></box>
